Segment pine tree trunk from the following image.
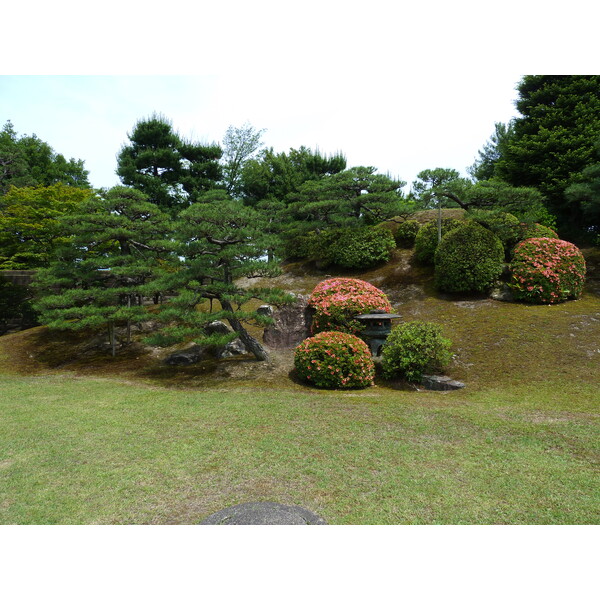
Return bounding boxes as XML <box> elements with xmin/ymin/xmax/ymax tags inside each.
<box><xmin>126</xmin><ymin>296</ymin><xmax>131</xmax><ymax>344</ymax></box>
<box><xmin>108</xmin><ymin>322</ymin><xmax>116</xmax><ymax>357</ymax></box>
<box><xmin>220</xmin><ymin>299</ymin><xmax>270</xmax><ymax>361</ymax></box>
<box><xmin>437</xmin><ymin>196</ymin><xmax>442</xmax><ymax>243</ymax></box>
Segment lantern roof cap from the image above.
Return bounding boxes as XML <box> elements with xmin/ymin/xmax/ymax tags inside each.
<box><xmin>355</xmin><ymin>311</ymin><xmax>402</xmax><ymax>320</ymax></box>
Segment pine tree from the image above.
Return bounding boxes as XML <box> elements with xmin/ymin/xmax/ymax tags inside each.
<box><xmin>495</xmin><ymin>76</ymin><xmax>600</xmax><ymax>236</ymax></box>
<box><xmin>34</xmin><ymin>186</ymin><xmax>173</xmax><ymax>356</ymax></box>
<box><xmin>116</xmin><ymin>114</ymin><xmax>222</xmax><ymax>214</ymax></box>
<box><xmin>286</xmin><ymin>166</ymin><xmax>406</xmax><ymax>231</ymax></box>
<box><xmin>146</xmin><ymin>198</ymin><xmax>292</xmax><ymax>361</ymax></box>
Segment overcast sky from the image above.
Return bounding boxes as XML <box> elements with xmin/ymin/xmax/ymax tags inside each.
<box><xmin>2</xmin><ymin>1</ymin><xmax>594</xmax><ymax>196</ymax></box>
<box><xmin>0</xmin><ymin>73</ymin><xmax>524</xmax><ymax>191</ymax></box>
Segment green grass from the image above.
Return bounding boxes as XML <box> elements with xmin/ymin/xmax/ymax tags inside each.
<box><xmin>1</xmin><ymin>372</ymin><xmax>598</xmax><ymax>524</ymax></box>
<box><xmin>1</xmin><ymin>245</ymin><xmax>599</xmax><ymax>524</ymax></box>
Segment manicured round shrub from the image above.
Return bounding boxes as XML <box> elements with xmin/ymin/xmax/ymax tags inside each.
<box><xmin>468</xmin><ymin>210</ymin><xmax>521</xmax><ymax>255</ymax></box>
<box><xmin>308</xmin><ymin>277</ymin><xmax>392</xmax><ymax>335</ymax></box>
<box><xmin>381</xmin><ymin>321</ymin><xmax>453</xmax><ymax>383</ymax></box>
<box><xmin>516</xmin><ymin>222</ymin><xmax>559</xmax><ymax>243</ymax></box>
<box><xmin>414</xmin><ymin>218</ymin><xmax>463</xmax><ymax>264</ymax></box>
<box><xmin>394</xmin><ymin>220</ymin><xmax>421</xmax><ymax>248</ymax></box>
<box><xmin>434</xmin><ymin>222</ymin><xmax>504</xmax><ymax>293</ymax></box>
<box><xmin>282</xmin><ymin>231</ymin><xmax>318</xmax><ymax>260</ymax></box>
<box><xmin>326</xmin><ymin>226</ymin><xmax>396</xmax><ymax>269</ymax></box>
<box><xmin>294</xmin><ymin>331</ymin><xmax>375</xmax><ymax>389</ymax></box>
<box><xmin>509</xmin><ymin>237</ymin><xmax>586</xmax><ymax>304</ymax></box>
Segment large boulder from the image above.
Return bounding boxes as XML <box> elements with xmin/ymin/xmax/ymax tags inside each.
<box><xmin>200</xmin><ymin>502</ymin><xmax>327</xmax><ymax>525</ymax></box>
<box><xmin>216</xmin><ymin>338</ymin><xmax>248</xmax><ymax>359</ymax></box>
<box><xmin>262</xmin><ymin>295</ymin><xmax>313</xmax><ymax>349</ymax></box>
<box><xmin>163</xmin><ymin>344</ymin><xmax>209</xmax><ymax>366</ymax></box>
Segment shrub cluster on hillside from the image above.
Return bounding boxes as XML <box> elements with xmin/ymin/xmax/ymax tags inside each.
<box><xmin>467</xmin><ymin>210</ymin><xmax>522</xmax><ymax>257</ymax></box>
<box><xmin>394</xmin><ymin>220</ymin><xmax>421</xmax><ymax>248</ymax></box>
<box><xmin>327</xmin><ymin>227</ymin><xmax>396</xmax><ymax>269</ymax></box>
<box><xmin>414</xmin><ymin>218</ymin><xmax>463</xmax><ymax>265</ymax></box>
<box><xmin>284</xmin><ymin>226</ymin><xmax>396</xmax><ymax>269</ymax></box>
<box><xmin>515</xmin><ymin>222</ymin><xmax>559</xmax><ymax>245</ymax></box>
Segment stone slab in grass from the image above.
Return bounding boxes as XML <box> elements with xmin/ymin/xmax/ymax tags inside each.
<box><xmin>422</xmin><ymin>375</ymin><xmax>465</xmax><ymax>391</ymax></box>
<box><xmin>200</xmin><ymin>502</ymin><xmax>327</xmax><ymax>525</ymax></box>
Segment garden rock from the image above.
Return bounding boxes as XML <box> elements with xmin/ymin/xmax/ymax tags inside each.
<box><xmin>216</xmin><ymin>338</ymin><xmax>248</xmax><ymax>358</ymax></box>
<box><xmin>164</xmin><ymin>344</ymin><xmax>208</xmax><ymax>366</ymax></box>
<box><xmin>489</xmin><ymin>284</ymin><xmax>514</xmax><ymax>302</ymax></box>
<box><xmin>204</xmin><ymin>320</ymin><xmax>230</xmax><ymax>336</ymax></box>
<box><xmin>200</xmin><ymin>502</ymin><xmax>327</xmax><ymax>525</ymax></box>
<box><xmin>263</xmin><ymin>294</ymin><xmax>313</xmax><ymax>349</ymax></box>
<box><xmin>421</xmin><ymin>375</ymin><xmax>465</xmax><ymax>391</ymax></box>
<box><xmin>257</xmin><ymin>305</ymin><xmax>274</xmax><ymax>318</ymax></box>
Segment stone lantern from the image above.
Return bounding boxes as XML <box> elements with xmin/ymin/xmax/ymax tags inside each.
<box><xmin>354</xmin><ymin>309</ymin><xmax>402</xmax><ymax>357</ymax></box>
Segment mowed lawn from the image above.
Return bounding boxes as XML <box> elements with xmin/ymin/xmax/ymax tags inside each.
<box><xmin>1</xmin><ymin>371</ymin><xmax>598</xmax><ymax>525</ymax></box>
<box><xmin>1</xmin><ymin>249</ymin><xmax>599</xmax><ymax>525</ymax></box>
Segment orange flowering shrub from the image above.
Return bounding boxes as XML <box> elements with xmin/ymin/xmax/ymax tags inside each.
<box><xmin>294</xmin><ymin>331</ymin><xmax>375</xmax><ymax>389</ymax></box>
<box><xmin>509</xmin><ymin>238</ymin><xmax>586</xmax><ymax>304</ymax></box>
<box><xmin>308</xmin><ymin>277</ymin><xmax>392</xmax><ymax>334</ymax></box>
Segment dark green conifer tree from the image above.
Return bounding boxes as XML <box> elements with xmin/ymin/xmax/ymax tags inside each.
<box><xmin>116</xmin><ymin>114</ymin><xmax>222</xmax><ymax>214</ymax></box>
<box><xmin>34</xmin><ymin>186</ymin><xmax>173</xmax><ymax>356</ymax></box>
<box><xmin>146</xmin><ymin>198</ymin><xmax>292</xmax><ymax>361</ymax></box>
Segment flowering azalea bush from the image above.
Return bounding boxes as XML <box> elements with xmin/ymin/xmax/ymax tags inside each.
<box><xmin>308</xmin><ymin>277</ymin><xmax>392</xmax><ymax>334</ymax></box>
<box><xmin>294</xmin><ymin>331</ymin><xmax>375</xmax><ymax>389</ymax></box>
<box><xmin>509</xmin><ymin>238</ymin><xmax>586</xmax><ymax>304</ymax></box>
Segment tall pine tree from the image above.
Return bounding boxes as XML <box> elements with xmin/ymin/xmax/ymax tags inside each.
<box><xmin>494</xmin><ymin>76</ymin><xmax>600</xmax><ymax>236</ymax></box>
<box><xmin>34</xmin><ymin>186</ymin><xmax>173</xmax><ymax>356</ymax></box>
<box><xmin>116</xmin><ymin>114</ymin><xmax>222</xmax><ymax>214</ymax></box>
<box><xmin>146</xmin><ymin>198</ymin><xmax>292</xmax><ymax>361</ymax></box>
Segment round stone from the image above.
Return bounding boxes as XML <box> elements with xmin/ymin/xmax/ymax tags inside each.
<box><xmin>200</xmin><ymin>502</ymin><xmax>327</xmax><ymax>525</ymax></box>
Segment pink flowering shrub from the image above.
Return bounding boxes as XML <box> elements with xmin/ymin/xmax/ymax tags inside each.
<box><xmin>294</xmin><ymin>331</ymin><xmax>375</xmax><ymax>389</ymax></box>
<box><xmin>308</xmin><ymin>277</ymin><xmax>392</xmax><ymax>335</ymax></box>
<box><xmin>509</xmin><ymin>238</ymin><xmax>586</xmax><ymax>304</ymax></box>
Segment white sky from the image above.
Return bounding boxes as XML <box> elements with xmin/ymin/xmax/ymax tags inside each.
<box><xmin>0</xmin><ymin>73</ymin><xmax>524</xmax><ymax>191</ymax></box>
<box><xmin>1</xmin><ymin>1</ymin><xmax>595</xmax><ymax>194</ymax></box>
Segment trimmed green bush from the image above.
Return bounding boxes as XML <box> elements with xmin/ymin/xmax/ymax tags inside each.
<box><xmin>282</xmin><ymin>231</ymin><xmax>318</xmax><ymax>260</ymax></box>
<box><xmin>516</xmin><ymin>222</ymin><xmax>559</xmax><ymax>243</ymax></box>
<box><xmin>467</xmin><ymin>210</ymin><xmax>521</xmax><ymax>256</ymax></box>
<box><xmin>414</xmin><ymin>218</ymin><xmax>463</xmax><ymax>265</ymax></box>
<box><xmin>394</xmin><ymin>220</ymin><xmax>421</xmax><ymax>248</ymax></box>
<box><xmin>381</xmin><ymin>321</ymin><xmax>452</xmax><ymax>383</ymax></box>
<box><xmin>509</xmin><ymin>237</ymin><xmax>586</xmax><ymax>304</ymax></box>
<box><xmin>326</xmin><ymin>226</ymin><xmax>396</xmax><ymax>269</ymax></box>
<box><xmin>294</xmin><ymin>331</ymin><xmax>375</xmax><ymax>389</ymax></box>
<box><xmin>434</xmin><ymin>222</ymin><xmax>504</xmax><ymax>293</ymax></box>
